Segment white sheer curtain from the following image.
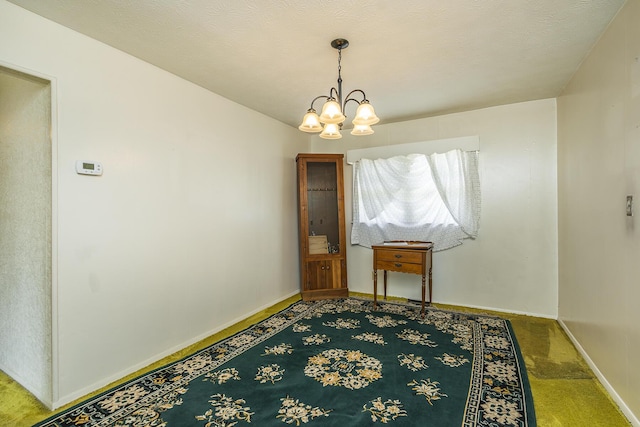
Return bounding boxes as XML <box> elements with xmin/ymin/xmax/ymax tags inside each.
<box><xmin>351</xmin><ymin>149</ymin><xmax>480</xmax><ymax>251</ymax></box>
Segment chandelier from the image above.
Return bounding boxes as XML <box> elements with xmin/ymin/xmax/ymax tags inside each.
<box><xmin>298</xmin><ymin>38</ymin><xmax>379</xmax><ymax>139</ymax></box>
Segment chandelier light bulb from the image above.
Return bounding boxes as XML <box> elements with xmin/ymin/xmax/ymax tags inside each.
<box><xmin>319</xmin><ymin>99</ymin><xmax>345</xmax><ymax>124</ymax></box>
<box><xmin>350</xmin><ymin>124</ymin><xmax>374</xmax><ymax>136</ymax></box>
<box><xmin>298</xmin><ymin>109</ymin><xmax>323</xmax><ymax>133</ymax></box>
<box><xmin>319</xmin><ymin>123</ymin><xmax>342</xmax><ymax>139</ymax></box>
<box><xmin>351</xmin><ymin>101</ymin><xmax>380</xmax><ymax>126</ymax></box>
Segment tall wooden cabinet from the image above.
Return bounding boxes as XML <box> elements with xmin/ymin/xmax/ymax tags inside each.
<box><xmin>296</xmin><ymin>154</ymin><xmax>348</xmax><ymax>300</ymax></box>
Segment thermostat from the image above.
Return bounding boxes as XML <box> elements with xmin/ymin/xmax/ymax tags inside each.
<box><xmin>75</xmin><ymin>160</ymin><xmax>103</xmax><ymax>176</ymax></box>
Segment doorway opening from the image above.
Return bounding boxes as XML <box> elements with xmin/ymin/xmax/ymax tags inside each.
<box><xmin>0</xmin><ymin>64</ymin><xmax>54</xmax><ymax>407</ymax></box>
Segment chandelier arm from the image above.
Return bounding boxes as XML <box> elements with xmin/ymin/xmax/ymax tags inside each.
<box><xmin>328</xmin><ymin>87</ymin><xmax>340</xmax><ymax>102</ymax></box>
<box><xmin>309</xmin><ymin>95</ymin><xmax>331</xmax><ymax>110</ymax></box>
<box><xmin>343</xmin><ymin>89</ymin><xmax>367</xmax><ymax>105</ymax></box>
<box><xmin>342</xmin><ymin>97</ymin><xmax>362</xmax><ymax>112</ymax></box>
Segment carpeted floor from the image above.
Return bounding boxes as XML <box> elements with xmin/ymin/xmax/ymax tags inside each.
<box><xmin>0</xmin><ymin>293</ymin><xmax>632</xmax><ymax>426</ymax></box>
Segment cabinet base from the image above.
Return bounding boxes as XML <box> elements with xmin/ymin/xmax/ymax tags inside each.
<box><xmin>301</xmin><ymin>288</ymin><xmax>349</xmax><ymax>301</ymax></box>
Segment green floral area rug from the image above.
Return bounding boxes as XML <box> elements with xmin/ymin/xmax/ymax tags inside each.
<box><xmin>35</xmin><ymin>298</ymin><xmax>535</xmax><ymax>426</ymax></box>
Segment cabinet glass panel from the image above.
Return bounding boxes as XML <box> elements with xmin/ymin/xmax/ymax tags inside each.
<box><xmin>306</xmin><ymin>162</ymin><xmax>340</xmax><ymax>255</ymax></box>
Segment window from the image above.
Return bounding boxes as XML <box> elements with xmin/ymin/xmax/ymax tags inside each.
<box><xmin>351</xmin><ymin>149</ymin><xmax>480</xmax><ymax>251</ymax></box>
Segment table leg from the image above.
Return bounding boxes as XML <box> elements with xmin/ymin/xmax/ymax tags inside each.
<box><xmin>373</xmin><ymin>270</ymin><xmax>378</xmax><ymax>310</ymax></box>
<box><xmin>383</xmin><ymin>270</ymin><xmax>388</xmax><ymax>300</ymax></box>
<box><xmin>421</xmin><ymin>273</ymin><xmax>426</xmax><ymax>318</ymax></box>
<box><xmin>428</xmin><ymin>266</ymin><xmax>433</xmax><ymax>304</ymax></box>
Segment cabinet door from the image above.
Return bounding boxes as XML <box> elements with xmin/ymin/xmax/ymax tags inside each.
<box><xmin>306</xmin><ymin>261</ymin><xmax>328</xmax><ymax>292</ymax></box>
<box><xmin>304</xmin><ymin>260</ymin><xmax>344</xmax><ymax>293</ymax></box>
<box><xmin>326</xmin><ymin>259</ymin><xmax>344</xmax><ymax>289</ymax></box>
<box><xmin>305</xmin><ymin>161</ymin><xmax>341</xmax><ymax>255</ymax></box>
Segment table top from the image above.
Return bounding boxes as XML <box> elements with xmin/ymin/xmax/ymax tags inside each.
<box><xmin>371</xmin><ymin>241</ymin><xmax>434</xmax><ymax>250</ymax></box>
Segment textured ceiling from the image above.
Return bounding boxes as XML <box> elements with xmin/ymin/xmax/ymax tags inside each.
<box><xmin>8</xmin><ymin>0</ymin><xmax>626</xmax><ymax>128</ymax></box>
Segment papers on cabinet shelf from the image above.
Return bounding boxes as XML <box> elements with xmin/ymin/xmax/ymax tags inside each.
<box><xmin>309</xmin><ymin>235</ymin><xmax>329</xmax><ymax>254</ymax></box>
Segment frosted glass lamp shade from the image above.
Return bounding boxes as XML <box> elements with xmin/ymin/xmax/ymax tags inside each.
<box><xmin>319</xmin><ymin>99</ymin><xmax>346</xmax><ymax>124</ymax></box>
<box><xmin>298</xmin><ymin>109</ymin><xmax>323</xmax><ymax>133</ymax></box>
<box><xmin>351</xmin><ymin>101</ymin><xmax>380</xmax><ymax>126</ymax></box>
<box><xmin>350</xmin><ymin>124</ymin><xmax>374</xmax><ymax>136</ymax></box>
<box><xmin>319</xmin><ymin>123</ymin><xmax>342</xmax><ymax>139</ymax></box>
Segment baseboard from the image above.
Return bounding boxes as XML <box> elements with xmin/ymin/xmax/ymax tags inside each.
<box><xmin>438</xmin><ymin>299</ymin><xmax>557</xmax><ymax>319</ymax></box>
<box><xmin>558</xmin><ymin>319</ymin><xmax>639</xmax><ymax>427</ymax></box>
<box><xmin>52</xmin><ymin>290</ymin><xmax>301</xmax><ymax>409</ymax></box>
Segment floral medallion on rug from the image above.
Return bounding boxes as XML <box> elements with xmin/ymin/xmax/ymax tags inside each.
<box><xmin>35</xmin><ymin>298</ymin><xmax>535</xmax><ymax>426</ymax></box>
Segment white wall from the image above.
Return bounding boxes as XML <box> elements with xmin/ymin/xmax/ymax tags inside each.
<box><xmin>312</xmin><ymin>98</ymin><xmax>559</xmax><ymax>318</ymax></box>
<box><xmin>0</xmin><ymin>0</ymin><xmax>305</xmax><ymax>408</ymax></box>
<box><xmin>557</xmin><ymin>0</ymin><xmax>640</xmax><ymax>423</ymax></box>
<box><xmin>0</xmin><ymin>68</ymin><xmax>52</xmax><ymax>405</ymax></box>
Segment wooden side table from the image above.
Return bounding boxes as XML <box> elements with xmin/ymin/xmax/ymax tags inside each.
<box><xmin>372</xmin><ymin>241</ymin><xmax>434</xmax><ymax>317</ymax></box>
